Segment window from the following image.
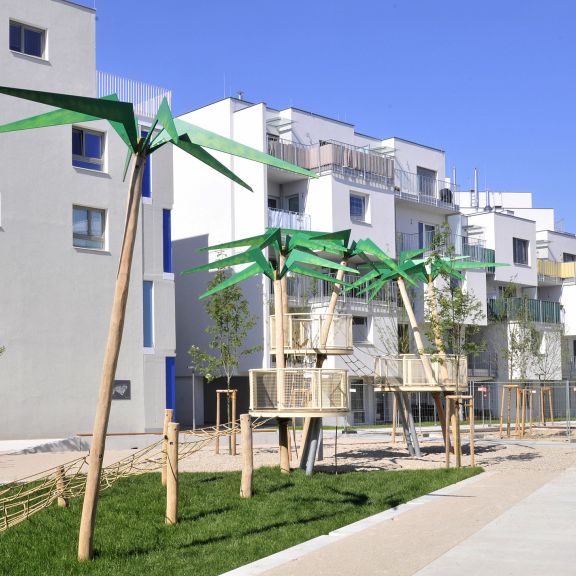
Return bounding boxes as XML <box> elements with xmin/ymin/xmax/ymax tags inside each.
<box><xmin>512</xmin><ymin>237</ymin><xmax>529</xmax><ymax>265</ymax></box>
<box><xmin>563</xmin><ymin>253</ymin><xmax>576</xmax><ymax>263</ymax></box>
<box><xmin>418</xmin><ymin>222</ymin><xmax>436</xmax><ymax>249</ymax></box>
<box><xmin>350</xmin><ymin>193</ymin><xmax>367</xmax><ymax>222</ymax></box>
<box><xmin>143</xmin><ymin>281</ymin><xmax>154</xmax><ymax>348</ymax></box>
<box><xmin>417</xmin><ymin>166</ymin><xmax>436</xmax><ymax>197</ymax></box>
<box><xmin>287</xmin><ymin>195</ymin><xmax>299</xmax><ymax>213</ymax></box>
<box><xmin>163</xmin><ymin>209</ymin><xmax>172</xmax><ymax>273</ymax></box>
<box><xmin>141</xmin><ymin>130</ymin><xmax>152</xmax><ymax>197</ymax></box>
<box><xmin>72</xmin><ymin>127</ymin><xmax>104</xmax><ymax>171</ymax></box>
<box><xmin>9</xmin><ymin>21</ymin><xmax>45</xmax><ymax>58</ymax></box>
<box><xmin>73</xmin><ymin>206</ymin><xmax>105</xmax><ymax>249</ymax></box>
<box><xmin>267</xmin><ymin>197</ymin><xmax>278</xmax><ymax>209</ymax></box>
<box><xmin>352</xmin><ymin>316</ymin><xmax>368</xmax><ymax>342</ymax></box>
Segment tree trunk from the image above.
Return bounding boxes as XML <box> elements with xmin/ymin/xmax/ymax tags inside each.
<box><xmin>78</xmin><ymin>153</ymin><xmax>145</xmax><ymax>561</ymax></box>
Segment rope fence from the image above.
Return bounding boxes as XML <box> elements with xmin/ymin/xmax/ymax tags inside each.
<box><xmin>0</xmin><ymin>416</ymin><xmax>273</xmax><ymax>533</ymax></box>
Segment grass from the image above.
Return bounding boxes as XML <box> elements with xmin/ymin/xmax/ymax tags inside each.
<box><xmin>0</xmin><ymin>466</ymin><xmax>481</xmax><ymax>576</ymax></box>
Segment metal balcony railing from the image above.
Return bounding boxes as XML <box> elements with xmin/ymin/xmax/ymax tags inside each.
<box><xmin>267</xmin><ymin>208</ymin><xmax>311</xmax><ymax>230</ymax></box>
<box><xmin>97</xmin><ymin>71</ymin><xmax>172</xmax><ymax>120</ymax></box>
<box><xmin>468</xmin><ymin>351</ymin><xmax>498</xmax><ymax>378</ymax></box>
<box><xmin>487</xmin><ymin>297</ymin><xmax>562</xmax><ymax>324</ymax></box>
<box><xmin>266</xmin><ymin>136</ymin><xmax>394</xmax><ymax>187</ymax></box>
<box><xmin>394</xmin><ymin>169</ymin><xmax>458</xmax><ymax>209</ymax></box>
<box><xmin>537</xmin><ymin>259</ymin><xmax>576</xmax><ymax>282</ymax></box>
<box><xmin>249</xmin><ymin>368</ymin><xmax>349</xmax><ymax>416</ymax></box>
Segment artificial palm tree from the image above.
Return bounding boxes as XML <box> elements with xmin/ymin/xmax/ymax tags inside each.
<box><xmin>0</xmin><ymin>85</ymin><xmax>314</xmax><ymax>560</ymax></box>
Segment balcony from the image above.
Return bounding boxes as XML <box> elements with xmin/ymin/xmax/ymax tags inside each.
<box><xmin>396</xmin><ymin>231</ymin><xmax>495</xmax><ymax>267</ymax></box>
<box><xmin>270</xmin><ymin>313</ymin><xmax>353</xmax><ymax>355</ymax></box>
<box><xmin>374</xmin><ymin>354</ymin><xmax>468</xmax><ymax>391</ymax></box>
<box><xmin>281</xmin><ymin>273</ymin><xmax>397</xmax><ymax>310</ymax></box>
<box><xmin>268</xmin><ymin>207</ymin><xmax>311</xmax><ymax>230</ymax></box>
<box><xmin>249</xmin><ymin>368</ymin><xmax>349</xmax><ymax>417</ymax></box>
<box><xmin>267</xmin><ymin>136</ymin><xmax>394</xmax><ymax>187</ymax></box>
<box><xmin>97</xmin><ymin>71</ymin><xmax>172</xmax><ymax>121</ymax></box>
<box><xmin>487</xmin><ymin>297</ymin><xmax>562</xmax><ymax>324</ymax></box>
<box><xmin>537</xmin><ymin>259</ymin><xmax>576</xmax><ymax>284</ymax></box>
<box><xmin>394</xmin><ymin>169</ymin><xmax>458</xmax><ymax>210</ymax></box>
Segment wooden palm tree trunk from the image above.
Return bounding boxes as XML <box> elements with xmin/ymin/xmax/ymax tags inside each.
<box><xmin>78</xmin><ymin>153</ymin><xmax>146</xmax><ymax>561</ymax></box>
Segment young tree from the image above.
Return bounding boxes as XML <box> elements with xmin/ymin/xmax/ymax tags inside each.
<box><xmin>189</xmin><ymin>268</ymin><xmax>260</xmax><ymax>451</ymax></box>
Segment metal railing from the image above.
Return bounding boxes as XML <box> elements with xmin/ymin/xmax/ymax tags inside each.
<box><xmin>249</xmin><ymin>368</ymin><xmax>349</xmax><ymax>415</ymax></box>
<box><xmin>266</xmin><ymin>136</ymin><xmax>394</xmax><ymax>187</ymax></box>
<box><xmin>468</xmin><ymin>351</ymin><xmax>498</xmax><ymax>378</ymax></box>
<box><xmin>394</xmin><ymin>169</ymin><xmax>458</xmax><ymax>209</ymax></box>
<box><xmin>487</xmin><ymin>297</ymin><xmax>562</xmax><ymax>324</ymax></box>
<box><xmin>537</xmin><ymin>259</ymin><xmax>576</xmax><ymax>281</ymax></box>
<box><xmin>267</xmin><ymin>208</ymin><xmax>311</xmax><ymax>230</ymax></box>
<box><xmin>97</xmin><ymin>71</ymin><xmax>172</xmax><ymax>120</ymax></box>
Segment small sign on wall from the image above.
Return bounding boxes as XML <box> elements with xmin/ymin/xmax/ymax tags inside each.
<box><xmin>112</xmin><ymin>380</ymin><xmax>131</xmax><ymax>400</ymax></box>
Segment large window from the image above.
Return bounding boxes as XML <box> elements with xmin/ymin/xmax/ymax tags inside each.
<box><xmin>563</xmin><ymin>252</ymin><xmax>576</xmax><ymax>263</ymax></box>
<box><xmin>352</xmin><ymin>316</ymin><xmax>368</xmax><ymax>342</ymax></box>
<box><xmin>418</xmin><ymin>222</ymin><xmax>436</xmax><ymax>249</ymax></box>
<box><xmin>9</xmin><ymin>21</ymin><xmax>45</xmax><ymax>58</ymax></box>
<box><xmin>141</xmin><ymin>129</ymin><xmax>152</xmax><ymax>197</ymax></box>
<box><xmin>72</xmin><ymin>127</ymin><xmax>104</xmax><ymax>171</ymax></box>
<box><xmin>512</xmin><ymin>237</ymin><xmax>529</xmax><ymax>265</ymax></box>
<box><xmin>163</xmin><ymin>209</ymin><xmax>172</xmax><ymax>273</ymax></box>
<box><xmin>350</xmin><ymin>193</ymin><xmax>367</xmax><ymax>222</ymax></box>
<box><xmin>73</xmin><ymin>206</ymin><xmax>105</xmax><ymax>250</ymax></box>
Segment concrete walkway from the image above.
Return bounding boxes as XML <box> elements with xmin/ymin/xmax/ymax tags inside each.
<box><xmin>225</xmin><ymin>466</ymin><xmax>576</xmax><ymax>576</ymax></box>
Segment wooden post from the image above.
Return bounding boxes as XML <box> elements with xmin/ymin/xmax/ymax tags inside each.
<box><xmin>56</xmin><ymin>466</ymin><xmax>68</xmax><ymax>508</ymax></box>
<box><xmin>215</xmin><ymin>391</ymin><xmax>221</xmax><ymax>454</ymax></box>
<box><xmin>548</xmin><ymin>387</ymin><xmax>554</xmax><ymax>423</ymax></box>
<box><xmin>231</xmin><ymin>390</ymin><xmax>237</xmax><ymax>456</ymax></box>
<box><xmin>506</xmin><ymin>386</ymin><xmax>512</xmax><ymax>438</ymax></box>
<box><xmin>445</xmin><ymin>397</ymin><xmax>452</xmax><ymax>468</ymax></box>
<box><xmin>240</xmin><ymin>414</ymin><xmax>253</xmax><ymax>498</ymax></box>
<box><xmin>469</xmin><ymin>396</ymin><xmax>475</xmax><ymax>467</ymax></box>
<box><xmin>78</xmin><ymin>153</ymin><xmax>146</xmax><ymax>561</ymax></box>
<box><xmin>454</xmin><ymin>399</ymin><xmax>461</xmax><ymax>468</ymax></box>
<box><xmin>499</xmin><ymin>384</ymin><xmax>506</xmax><ymax>438</ymax></box>
<box><xmin>279</xmin><ymin>418</ymin><xmax>290</xmax><ymax>474</ymax></box>
<box><xmin>541</xmin><ymin>387</ymin><xmax>546</xmax><ymax>426</ymax></box>
<box><xmin>165</xmin><ymin>422</ymin><xmax>179</xmax><ymax>525</ymax></box>
<box><xmin>161</xmin><ymin>408</ymin><xmax>173</xmax><ymax>487</ymax></box>
<box><xmin>391</xmin><ymin>394</ymin><xmax>397</xmax><ymax>444</ymax></box>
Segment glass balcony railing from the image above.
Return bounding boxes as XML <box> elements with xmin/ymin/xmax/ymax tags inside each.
<box><xmin>487</xmin><ymin>297</ymin><xmax>562</xmax><ymax>324</ymax></box>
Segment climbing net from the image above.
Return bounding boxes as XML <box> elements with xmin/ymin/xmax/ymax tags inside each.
<box><xmin>0</xmin><ymin>416</ymin><xmax>273</xmax><ymax>533</ymax></box>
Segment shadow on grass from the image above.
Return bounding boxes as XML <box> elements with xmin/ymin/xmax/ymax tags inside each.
<box><xmin>179</xmin><ymin>505</ymin><xmax>234</xmax><ymax>523</ymax></box>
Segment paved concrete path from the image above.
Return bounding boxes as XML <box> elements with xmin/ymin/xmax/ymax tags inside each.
<box><xmin>226</xmin><ymin>466</ymin><xmax>575</xmax><ymax>576</ymax></box>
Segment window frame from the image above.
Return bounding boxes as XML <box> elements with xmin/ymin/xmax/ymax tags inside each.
<box><xmin>512</xmin><ymin>237</ymin><xmax>529</xmax><ymax>266</ymax></box>
<box><xmin>350</xmin><ymin>192</ymin><xmax>368</xmax><ymax>223</ymax></box>
<box><xmin>72</xmin><ymin>205</ymin><xmax>106</xmax><ymax>251</ymax></box>
<box><xmin>9</xmin><ymin>20</ymin><xmax>46</xmax><ymax>59</ymax></box>
<box><xmin>72</xmin><ymin>127</ymin><xmax>105</xmax><ymax>172</ymax></box>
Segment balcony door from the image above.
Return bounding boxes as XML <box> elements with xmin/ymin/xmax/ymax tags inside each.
<box><xmin>417</xmin><ymin>166</ymin><xmax>436</xmax><ymax>198</ymax></box>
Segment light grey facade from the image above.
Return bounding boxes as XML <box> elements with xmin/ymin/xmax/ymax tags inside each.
<box><xmin>0</xmin><ymin>0</ymin><xmax>175</xmax><ymax>439</ymax></box>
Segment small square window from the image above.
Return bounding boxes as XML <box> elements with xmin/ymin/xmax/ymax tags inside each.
<box><xmin>72</xmin><ymin>127</ymin><xmax>104</xmax><ymax>171</ymax></box>
<box><xmin>9</xmin><ymin>21</ymin><xmax>45</xmax><ymax>58</ymax></box>
<box><xmin>352</xmin><ymin>316</ymin><xmax>369</xmax><ymax>342</ymax></box>
<box><xmin>350</xmin><ymin>193</ymin><xmax>367</xmax><ymax>222</ymax></box>
<box><xmin>73</xmin><ymin>206</ymin><xmax>106</xmax><ymax>250</ymax></box>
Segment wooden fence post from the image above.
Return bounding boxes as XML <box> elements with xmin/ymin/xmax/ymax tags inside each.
<box><xmin>165</xmin><ymin>422</ymin><xmax>179</xmax><ymax>525</ymax></box>
<box><xmin>161</xmin><ymin>408</ymin><xmax>173</xmax><ymax>487</ymax></box>
<box><xmin>278</xmin><ymin>418</ymin><xmax>290</xmax><ymax>474</ymax></box>
<box><xmin>240</xmin><ymin>414</ymin><xmax>253</xmax><ymax>498</ymax></box>
<box><xmin>232</xmin><ymin>390</ymin><xmax>237</xmax><ymax>456</ymax></box>
<box><xmin>56</xmin><ymin>466</ymin><xmax>68</xmax><ymax>508</ymax></box>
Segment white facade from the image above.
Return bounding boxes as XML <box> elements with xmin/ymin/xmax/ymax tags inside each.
<box><xmin>0</xmin><ymin>0</ymin><xmax>175</xmax><ymax>438</ymax></box>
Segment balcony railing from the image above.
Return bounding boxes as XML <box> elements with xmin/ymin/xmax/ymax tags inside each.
<box><xmin>97</xmin><ymin>71</ymin><xmax>172</xmax><ymax>120</ymax></box>
<box><xmin>487</xmin><ymin>297</ymin><xmax>562</xmax><ymax>324</ymax></box>
<box><xmin>267</xmin><ymin>208</ymin><xmax>311</xmax><ymax>230</ymax></box>
<box><xmin>281</xmin><ymin>272</ymin><xmax>397</xmax><ymax>308</ymax></box>
<box><xmin>396</xmin><ymin>231</ymin><xmax>494</xmax><ymax>267</ymax></box>
<box><xmin>537</xmin><ymin>259</ymin><xmax>576</xmax><ymax>282</ymax></box>
<box><xmin>267</xmin><ymin>136</ymin><xmax>394</xmax><ymax>187</ymax></box>
<box><xmin>468</xmin><ymin>351</ymin><xmax>498</xmax><ymax>378</ymax></box>
<box><xmin>394</xmin><ymin>169</ymin><xmax>458</xmax><ymax>209</ymax></box>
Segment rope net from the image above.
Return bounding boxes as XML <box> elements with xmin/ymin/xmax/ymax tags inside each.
<box><xmin>0</xmin><ymin>416</ymin><xmax>273</xmax><ymax>533</ymax></box>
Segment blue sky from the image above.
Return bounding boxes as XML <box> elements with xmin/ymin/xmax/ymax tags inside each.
<box><xmin>93</xmin><ymin>0</ymin><xmax>576</xmax><ymax>231</ymax></box>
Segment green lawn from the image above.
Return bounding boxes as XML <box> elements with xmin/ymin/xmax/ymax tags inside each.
<box><xmin>0</xmin><ymin>466</ymin><xmax>481</xmax><ymax>576</ymax></box>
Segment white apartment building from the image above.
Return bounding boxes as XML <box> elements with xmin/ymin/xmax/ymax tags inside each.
<box><xmin>171</xmin><ymin>97</ymin><xmax>495</xmax><ymax>425</ymax></box>
<box><xmin>0</xmin><ymin>0</ymin><xmax>175</xmax><ymax>439</ymax></box>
